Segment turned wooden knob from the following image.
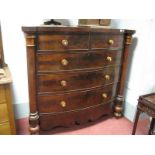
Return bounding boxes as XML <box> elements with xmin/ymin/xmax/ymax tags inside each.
<box><xmin>115</xmin><ymin>106</ymin><xmax>123</xmax><ymax>113</ymax></box>
<box><xmin>62</xmin><ymin>39</ymin><xmax>68</xmax><ymax>46</ymax></box>
<box><xmin>105</xmin><ymin>74</ymin><xmax>110</xmax><ymax>80</ymax></box>
<box><xmin>108</xmin><ymin>39</ymin><xmax>114</xmax><ymax>45</ymax></box>
<box><xmin>102</xmin><ymin>93</ymin><xmax>108</xmax><ymax>99</ymax></box>
<box><xmin>61</xmin><ymin>59</ymin><xmax>68</xmax><ymax>66</ymax></box>
<box><xmin>106</xmin><ymin>56</ymin><xmax>112</xmax><ymax>62</ymax></box>
<box><xmin>60</xmin><ymin>101</ymin><xmax>66</xmax><ymax>107</ymax></box>
<box><xmin>60</xmin><ymin>80</ymin><xmax>67</xmax><ymax>87</ymax></box>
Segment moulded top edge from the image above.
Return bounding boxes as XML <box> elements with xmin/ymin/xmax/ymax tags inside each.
<box><xmin>22</xmin><ymin>26</ymin><xmax>135</xmax><ymax>35</ymax></box>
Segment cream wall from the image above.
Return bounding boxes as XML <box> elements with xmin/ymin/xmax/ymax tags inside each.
<box><xmin>111</xmin><ymin>19</ymin><xmax>155</xmax><ymax>120</ymax></box>
<box><xmin>1</xmin><ymin>19</ymin><xmax>155</xmax><ymax>121</ymax></box>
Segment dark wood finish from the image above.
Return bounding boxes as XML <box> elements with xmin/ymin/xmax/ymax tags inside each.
<box><xmin>25</xmin><ymin>34</ymin><xmax>39</xmax><ymax>134</ymax></box>
<box><xmin>91</xmin><ymin>34</ymin><xmax>124</xmax><ymax>49</ymax></box>
<box><xmin>37</xmin><ymin>66</ymin><xmax>120</xmax><ymax>93</ymax></box>
<box><xmin>132</xmin><ymin>93</ymin><xmax>155</xmax><ymax>135</ymax></box>
<box><xmin>22</xmin><ymin>26</ymin><xmax>135</xmax><ymax>134</ymax></box>
<box><xmin>39</xmin><ymin>102</ymin><xmax>112</xmax><ymax>131</ymax></box>
<box><xmin>114</xmin><ymin>33</ymin><xmax>134</xmax><ymax>117</ymax></box>
<box><xmin>38</xmin><ymin>34</ymin><xmax>89</xmax><ymax>50</ymax></box>
<box><xmin>37</xmin><ymin>50</ymin><xmax>122</xmax><ymax>72</ymax></box>
<box><xmin>38</xmin><ymin>84</ymin><xmax>117</xmax><ymax>113</ymax></box>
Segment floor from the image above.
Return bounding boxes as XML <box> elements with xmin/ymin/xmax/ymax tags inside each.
<box><xmin>16</xmin><ymin>116</ymin><xmax>150</xmax><ymax>135</ymax></box>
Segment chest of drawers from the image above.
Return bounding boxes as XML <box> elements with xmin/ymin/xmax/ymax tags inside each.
<box><xmin>22</xmin><ymin>26</ymin><xmax>135</xmax><ymax>134</ymax></box>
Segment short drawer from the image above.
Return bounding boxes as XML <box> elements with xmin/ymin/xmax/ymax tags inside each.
<box><xmin>37</xmin><ymin>66</ymin><xmax>120</xmax><ymax>93</ymax></box>
<box><xmin>38</xmin><ymin>34</ymin><xmax>89</xmax><ymax>51</ymax></box>
<box><xmin>38</xmin><ymin>84</ymin><xmax>116</xmax><ymax>113</ymax></box>
<box><xmin>0</xmin><ymin>103</ymin><xmax>9</xmax><ymax>123</ymax></box>
<box><xmin>0</xmin><ymin>123</ymin><xmax>11</xmax><ymax>135</ymax></box>
<box><xmin>36</xmin><ymin>50</ymin><xmax>122</xmax><ymax>72</ymax></box>
<box><xmin>91</xmin><ymin>34</ymin><xmax>124</xmax><ymax>49</ymax></box>
<box><xmin>0</xmin><ymin>85</ymin><xmax>6</xmax><ymax>103</ymax></box>
<box><xmin>39</xmin><ymin>102</ymin><xmax>112</xmax><ymax>131</ymax></box>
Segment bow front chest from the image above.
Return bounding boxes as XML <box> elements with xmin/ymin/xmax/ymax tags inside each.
<box><xmin>22</xmin><ymin>26</ymin><xmax>135</xmax><ymax>134</ymax></box>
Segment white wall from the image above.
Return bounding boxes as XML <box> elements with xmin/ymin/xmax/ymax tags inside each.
<box><xmin>1</xmin><ymin>19</ymin><xmax>155</xmax><ymax>121</ymax></box>
<box><xmin>111</xmin><ymin>19</ymin><xmax>155</xmax><ymax>121</ymax></box>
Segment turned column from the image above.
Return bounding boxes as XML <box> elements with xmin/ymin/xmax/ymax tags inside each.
<box><xmin>25</xmin><ymin>33</ymin><xmax>39</xmax><ymax>134</ymax></box>
<box><xmin>114</xmin><ymin>31</ymin><xmax>135</xmax><ymax>118</ymax></box>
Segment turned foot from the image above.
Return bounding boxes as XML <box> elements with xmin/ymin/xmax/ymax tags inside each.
<box><xmin>29</xmin><ymin>112</ymin><xmax>40</xmax><ymax>135</ymax></box>
<box><xmin>114</xmin><ymin>95</ymin><xmax>124</xmax><ymax>118</ymax></box>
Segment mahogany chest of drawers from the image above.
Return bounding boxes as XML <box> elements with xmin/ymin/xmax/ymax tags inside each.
<box><xmin>22</xmin><ymin>26</ymin><xmax>135</xmax><ymax>134</ymax></box>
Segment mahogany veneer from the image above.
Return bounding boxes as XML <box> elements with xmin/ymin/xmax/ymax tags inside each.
<box><xmin>22</xmin><ymin>26</ymin><xmax>135</xmax><ymax>134</ymax></box>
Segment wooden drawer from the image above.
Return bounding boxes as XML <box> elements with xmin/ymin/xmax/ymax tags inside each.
<box><xmin>37</xmin><ymin>66</ymin><xmax>120</xmax><ymax>93</ymax></box>
<box><xmin>0</xmin><ymin>123</ymin><xmax>11</xmax><ymax>135</ymax></box>
<box><xmin>0</xmin><ymin>103</ymin><xmax>9</xmax><ymax>123</ymax></box>
<box><xmin>0</xmin><ymin>85</ymin><xmax>6</xmax><ymax>103</ymax></box>
<box><xmin>37</xmin><ymin>50</ymin><xmax>122</xmax><ymax>72</ymax></box>
<box><xmin>38</xmin><ymin>84</ymin><xmax>116</xmax><ymax>113</ymax></box>
<box><xmin>38</xmin><ymin>34</ymin><xmax>89</xmax><ymax>51</ymax></box>
<box><xmin>39</xmin><ymin>102</ymin><xmax>112</xmax><ymax>131</ymax></box>
<box><xmin>91</xmin><ymin>34</ymin><xmax>124</xmax><ymax>49</ymax></box>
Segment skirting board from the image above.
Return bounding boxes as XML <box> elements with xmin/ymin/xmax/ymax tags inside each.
<box><xmin>13</xmin><ymin>103</ymin><xmax>29</xmax><ymax>119</ymax></box>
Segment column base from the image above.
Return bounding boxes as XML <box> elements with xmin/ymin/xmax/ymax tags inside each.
<box><xmin>29</xmin><ymin>112</ymin><xmax>40</xmax><ymax>135</ymax></box>
<box><xmin>114</xmin><ymin>95</ymin><xmax>124</xmax><ymax>118</ymax></box>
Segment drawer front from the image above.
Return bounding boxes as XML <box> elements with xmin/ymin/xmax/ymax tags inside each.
<box><xmin>37</xmin><ymin>66</ymin><xmax>120</xmax><ymax>93</ymax></box>
<box><xmin>0</xmin><ymin>103</ymin><xmax>9</xmax><ymax>123</ymax></box>
<box><xmin>0</xmin><ymin>123</ymin><xmax>11</xmax><ymax>135</ymax></box>
<box><xmin>37</xmin><ymin>50</ymin><xmax>122</xmax><ymax>72</ymax></box>
<box><xmin>91</xmin><ymin>34</ymin><xmax>124</xmax><ymax>49</ymax></box>
<box><xmin>38</xmin><ymin>84</ymin><xmax>116</xmax><ymax>113</ymax></box>
<box><xmin>38</xmin><ymin>34</ymin><xmax>89</xmax><ymax>50</ymax></box>
<box><xmin>39</xmin><ymin>102</ymin><xmax>112</xmax><ymax>131</ymax></box>
<box><xmin>0</xmin><ymin>85</ymin><xmax>6</xmax><ymax>103</ymax></box>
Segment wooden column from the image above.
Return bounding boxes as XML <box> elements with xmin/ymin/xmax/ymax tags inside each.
<box><xmin>114</xmin><ymin>31</ymin><xmax>135</xmax><ymax>118</ymax></box>
<box><xmin>25</xmin><ymin>34</ymin><xmax>39</xmax><ymax>134</ymax></box>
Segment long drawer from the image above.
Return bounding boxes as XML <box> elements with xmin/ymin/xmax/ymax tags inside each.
<box><xmin>36</xmin><ymin>50</ymin><xmax>122</xmax><ymax>72</ymax></box>
<box><xmin>37</xmin><ymin>84</ymin><xmax>117</xmax><ymax>113</ymax></box>
<box><xmin>39</xmin><ymin>102</ymin><xmax>112</xmax><ymax>131</ymax></box>
<box><xmin>37</xmin><ymin>66</ymin><xmax>120</xmax><ymax>93</ymax></box>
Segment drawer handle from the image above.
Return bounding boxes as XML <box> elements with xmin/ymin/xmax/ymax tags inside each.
<box><xmin>60</xmin><ymin>80</ymin><xmax>67</xmax><ymax>87</ymax></box>
<box><xmin>60</xmin><ymin>101</ymin><xmax>66</xmax><ymax>107</ymax></box>
<box><xmin>108</xmin><ymin>39</ymin><xmax>114</xmax><ymax>45</ymax></box>
<box><xmin>61</xmin><ymin>59</ymin><xmax>69</xmax><ymax>66</ymax></box>
<box><xmin>102</xmin><ymin>93</ymin><xmax>108</xmax><ymax>99</ymax></box>
<box><xmin>62</xmin><ymin>39</ymin><xmax>68</xmax><ymax>46</ymax></box>
<box><xmin>106</xmin><ymin>56</ymin><xmax>112</xmax><ymax>62</ymax></box>
<box><xmin>105</xmin><ymin>75</ymin><xmax>110</xmax><ymax>80</ymax></box>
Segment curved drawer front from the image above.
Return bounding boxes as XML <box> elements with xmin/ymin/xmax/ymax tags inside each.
<box><xmin>37</xmin><ymin>66</ymin><xmax>120</xmax><ymax>93</ymax></box>
<box><xmin>37</xmin><ymin>50</ymin><xmax>122</xmax><ymax>72</ymax></box>
<box><xmin>91</xmin><ymin>34</ymin><xmax>124</xmax><ymax>49</ymax></box>
<box><xmin>38</xmin><ymin>34</ymin><xmax>89</xmax><ymax>51</ymax></box>
<box><xmin>39</xmin><ymin>102</ymin><xmax>112</xmax><ymax>131</ymax></box>
<box><xmin>38</xmin><ymin>84</ymin><xmax>117</xmax><ymax>113</ymax></box>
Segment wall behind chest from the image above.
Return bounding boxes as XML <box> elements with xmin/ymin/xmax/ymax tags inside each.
<box><xmin>1</xmin><ymin>19</ymin><xmax>155</xmax><ymax>121</ymax></box>
<box><xmin>111</xmin><ymin>19</ymin><xmax>155</xmax><ymax>121</ymax></box>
